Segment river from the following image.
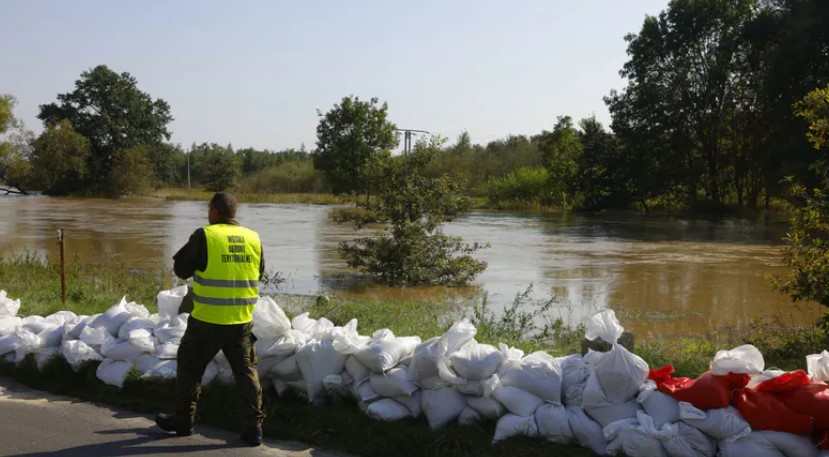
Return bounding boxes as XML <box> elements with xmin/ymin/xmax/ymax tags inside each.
<box><xmin>0</xmin><ymin>196</ymin><xmax>821</xmax><ymax>337</ymax></box>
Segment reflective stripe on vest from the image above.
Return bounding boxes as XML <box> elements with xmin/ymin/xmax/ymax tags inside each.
<box><xmin>192</xmin><ymin>224</ymin><xmax>261</xmax><ymax>325</ymax></box>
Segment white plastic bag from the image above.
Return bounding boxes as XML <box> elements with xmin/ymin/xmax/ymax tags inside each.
<box><xmin>157</xmin><ymin>285</ymin><xmax>188</xmax><ymax>319</ymax></box>
<box><xmin>366</xmin><ymin>398</ymin><xmax>412</xmax><ymax>421</ymax></box>
<box><xmin>755</xmin><ymin>430</ymin><xmax>820</xmax><ymax>457</ymax></box>
<box><xmin>447</xmin><ymin>340</ymin><xmax>503</xmax><ymax>381</ymax></box>
<box><xmin>498</xmin><ymin>349</ymin><xmax>562</xmax><ymax>403</ymax></box>
<box><xmin>322</xmin><ymin>373</ymin><xmax>353</xmax><ymax>402</ymax></box>
<box><xmin>252</xmin><ymin>296</ymin><xmax>292</xmax><ymax>340</ymax></box>
<box><xmin>345</xmin><ymin>355</ymin><xmax>372</xmax><ymax>384</ymax></box>
<box><xmin>155</xmin><ymin>342</ymin><xmax>179</xmax><ymax>360</ymax></box>
<box><xmin>154</xmin><ymin>314</ymin><xmax>188</xmax><ymax>344</ymax></box>
<box><xmin>331</xmin><ymin>319</ymin><xmax>370</xmax><ymax>354</ymax></box>
<box><xmin>118</xmin><ymin>316</ymin><xmax>156</xmax><ymax>341</ymax></box>
<box><xmin>270</xmin><ymin>354</ymin><xmax>302</xmax><ymax>381</ymax></box>
<box><xmin>0</xmin><ymin>290</ymin><xmax>21</xmax><ymax>316</ymax></box>
<box><xmin>458</xmin><ymin>406</ymin><xmax>482</xmax><ymax>426</ymax></box>
<box><xmin>638</xmin><ymin>379</ymin><xmax>680</xmax><ymax>429</ymax></box>
<box><xmin>535</xmin><ymin>403</ymin><xmax>573</xmax><ymax>444</ymax></box>
<box><xmin>489</xmin><ymin>374</ymin><xmax>545</xmax><ymax>417</ymax></box>
<box><xmin>421</xmin><ymin>386</ymin><xmax>467</xmax><ymax>430</ymax></box>
<box><xmin>295</xmin><ymin>338</ymin><xmax>348</xmax><ymax>401</ymax></box>
<box><xmin>680</xmin><ymin>404</ymin><xmax>751</xmax><ymax>441</ymax></box>
<box><xmin>96</xmin><ymin>359</ymin><xmax>133</xmax><ymax>388</ymax></box>
<box><xmin>718</xmin><ymin>434</ymin><xmax>787</xmax><ymax>457</ymax></box>
<box><xmin>711</xmin><ymin>344</ymin><xmax>764</xmax><ymax>376</ymax></box>
<box><xmin>37</xmin><ymin>324</ymin><xmax>65</xmax><ymax>347</ymax></box>
<box><xmin>660</xmin><ymin>421</ymin><xmax>717</xmax><ymax>457</ymax></box>
<box><xmin>21</xmin><ymin>315</ymin><xmax>49</xmax><ymax>334</ymax></box>
<box><xmin>559</xmin><ymin>354</ymin><xmax>588</xmax><ymax>407</ymax></box>
<box><xmin>102</xmin><ymin>339</ymin><xmax>148</xmax><ymax>361</ymax></box>
<box><xmin>584</xmin><ymin>310</ymin><xmax>649</xmax><ymax>402</ymax></box>
<box><xmin>352</xmin><ymin>379</ymin><xmax>381</xmax><ymax>404</ymax></box>
<box><xmin>0</xmin><ymin>333</ymin><xmax>20</xmax><ymax>356</ymax></box>
<box><xmin>604</xmin><ymin>413</ymin><xmax>668</xmax><ymax>457</ymax></box>
<box><xmin>395</xmin><ymin>390</ymin><xmax>422</xmax><ymax>417</ymax></box>
<box><xmin>407</xmin><ymin>337</ymin><xmax>442</xmax><ymax>381</ymax></box>
<box><xmin>353</xmin><ymin>329</ymin><xmax>420</xmax><ymax>373</ymax></box>
<box><xmin>89</xmin><ymin>297</ymin><xmax>132</xmax><ymax>336</ymax></box>
<box><xmin>466</xmin><ymin>395</ymin><xmax>506</xmax><ymax>420</ymax></box>
<box><xmin>435</xmin><ymin>320</ymin><xmax>477</xmax><ymax>384</ymax></box>
<box><xmin>45</xmin><ymin>311</ymin><xmax>78</xmax><ymax>327</ymax></box>
<box><xmin>34</xmin><ymin>347</ymin><xmax>61</xmax><ymax>370</ymax></box>
<box><xmin>62</xmin><ymin>339</ymin><xmax>103</xmax><ymax>371</ymax></box>
<box><xmin>0</xmin><ymin>316</ymin><xmax>22</xmax><ymax>336</ymax></box>
<box><xmin>807</xmin><ymin>350</ymin><xmax>829</xmax><ymax>382</ymax></box>
<box><xmin>493</xmin><ymin>414</ymin><xmax>539</xmax><ymax>443</ymax></box>
<box><xmin>370</xmin><ymin>367</ymin><xmax>418</xmax><ymax>397</ymax></box>
<box><xmin>584</xmin><ymin>396</ymin><xmax>641</xmax><ymax>428</ymax></box>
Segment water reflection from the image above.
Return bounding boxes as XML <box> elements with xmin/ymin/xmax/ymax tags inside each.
<box><xmin>0</xmin><ymin>196</ymin><xmax>820</xmax><ymax>336</ymax></box>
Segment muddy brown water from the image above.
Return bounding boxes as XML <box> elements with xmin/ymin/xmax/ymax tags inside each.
<box><xmin>0</xmin><ymin>196</ymin><xmax>822</xmax><ymax>337</ymax></box>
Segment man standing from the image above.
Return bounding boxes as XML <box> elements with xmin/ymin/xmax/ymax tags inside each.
<box><xmin>156</xmin><ymin>192</ymin><xmax>266</xmax><ymax>446</ymax></box>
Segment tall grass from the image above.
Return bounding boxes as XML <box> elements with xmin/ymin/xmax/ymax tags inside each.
<box><xmin>152</xmin><ymin>187</ymin><xmax>352</xmax><ymax>205</ymax></box>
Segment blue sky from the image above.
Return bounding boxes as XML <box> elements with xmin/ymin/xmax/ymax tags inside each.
<box><xmin>1</xmin><ymin>1</ymin><xmax>668</xmax><ymax>151</ymax></box>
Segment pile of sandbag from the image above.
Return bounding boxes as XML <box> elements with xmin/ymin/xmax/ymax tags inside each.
<box><xmin>7</xmin><ymin>288</ymin><xmax>829</xmax><ymax>456</ymax></box>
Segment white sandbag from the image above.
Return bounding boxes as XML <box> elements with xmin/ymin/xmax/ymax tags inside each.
<box><xmin>79</xmin><ymin>325</ymin><xmax>110</xmax><ymax>349</ymax></box>
<box><xmin>604</xmin><ymin>415</ymin><xmax>668</xmax><ymax>457</ymax></box>
<box><xmin>418</xmin><ymin>375</ymin><xmax>451</xmax><ymax>390</ymax></box>
<box><xmin>567</xmin><ymin>406</ymin><xmax>608</xmax><ymax>455</ymax></box>
<box><xmin>421</xmin><ymin>386</ymin><xmax>467</xmax><ymax>430</ymax></box>
<box><xmin>807</xmin><ymin>350</ymin><xmax>829</xmax><ymax>382</ymax></box>
<box><xmin>366</xmin><ymin>398</ymin><xmax>412</xmax><ymax>421</ymax></box>
<box><xmin>489</xmin><ymin>375</ymin><xmax>544</xmax><ymax>417</ymax></box>
<box><xmin>96</xmin><ymin>359</ymin><xmax>132</xmax><ymax>388</ymax></box>
<box><xmin>118</xmin><ymin>316</ymin><xmax>156</xmax><ymax>341</ymax></box>
<box><xmin>291</xmin><ymin>313</ymin><xmax>335</xmax><ymax>339</ymax></box>
<box><xmin>754</xmin><ymin>430</ymin><xmax>820</xmax><ymax>457</ymax></box>
<box><xmin>65</xmin><ymin>314</ymin><xmax>95</xmax><ymax>340</ymax></box>
<box><xmin>271</xmin><ymin>354</ymin><xmax>302</xmax><ymax>381</ymax></box>
<box><xmin>62</xmin><ymin>339</ymin><xmax>103</xmax><ymax>370</ymax></box>
<box><xmin>492</xmin><ymin>413</ymin><xmax>539</xmax><ymax>443</ymax></box>
<box><xmin>155</xmin><ymin>342</ymin><xmax>179</xmax><ymax>360</ymax></box>
<box><xmin>295</xmin><ymin>338</ymin><xmax>348</xmax><ymax>401</ymax></box>
<box><xmin>748</xmin><ymin>369</ymin><xmax>786</xmax><ymax>388</ymax></box>
<box><xmin>21</xmin><ymin>315</ymin><xmax>49</xmax><ymax>334</ymax></box>
<box><xmin>45</xmin><ymin>311</ymin><xmax>78</xmax><ymax>327</ymax></box>
<box><xmin>584</xmin><ymin>310</ymin><xmax>649</xmax><ymax>403</ymax></box>
<box><xmin>680</xmin><ymin>404</ymin><xmax>751</xmax><ymax>441</ymax></box>
<box><xmin>711</xmin><ymin>344</ymin><xmax>764</xmax><ymax>376</ymax></box>
<box><xmin>102</xmin><ymin>339</ymin><xmax>148</xmax><ymax>361</ymax></box>
<box><xmin>466</xmin><ymin>395</ymin><xmax>506</xmax><ymax>420</ymax></box>
<box><xmin>252</xmin><ymin>295</ymin><xmax>292</xmax><ymax>340</ymax></box>
<box><xmin>34</xmin><ymin>347</ymin><xmax>61</xmax><ymax>370</ymax></box>
<box><xmin>136</xmin><ymin>356</ymin><xmax>177</xmax><ymax>379</ymax></box>
<box><xmin>584</xmin><ymin>397</ymin><xmax>641</xmax><ymax>428</ymax></box>
<box><xmin>37</xmin><ymin>324</ymin><xmax>64</xmax><ymax>347</ymax></box>
<box><xmin>256</xmin><ymin>329</ymin><xmax>306</xmax><ymax>361</ymax></box>
<box><xmin>345</xmin><ymin>355</ymin><xmax>372</xmax><ymax>384</ymax></box>
<box><xmin>395</xmin><ymin>390</ymin><xmax>422</xmax><ymax>417</ymax></box>
<box><xmin>458</xmin><ymin>406</ymin><xmax>482</xmax><ymax>425</ymax></box>
<box><xmin>154</xmin><ymin>314</ymin><xmax>188</xmax><ymax>344</ymax></box>
<box><xmin>0</xmin><ymin>316</ymin><xmax>21</xmax><ymax>336</ymax></box>
<box><xmin>370</xmin><ymin>367</ymin><xmax>418</xmax><ymax>398</ymax></box>
<box><xmin>718</xmin><ymin>434</ymin><xmax>787</xmax><ymax>457</ymax></box>
<box><xmin>559</xmin><ymin>354</ymin><xmax>588</xmax><ymax>406</ymax></box>
<box><xmin>273</xmin><ymin>378</ymin><xmax>308</xmax><ymax>397</ymax></box>
<box><xmin>331</xmin><ymin>319</ymin><xmax>369</xmax><ymax>354</ymax></box>
<box><xmin>498</xmin><ymin>349</ymin><xmax>562</xmax><ymax>403</ymax></box>
<box><xmin>352</xmin><ymin>379</ymin><xmax>381</xmax><ymax>404</ymax></box>
<box><xmin>0</xmin><ymin>290</ymin><xmax>21</xmax><ymax>316</ymax></box>
<box><xmin>535</xmin><ymin>403</ymin><xmax>573</xmax><ymax>444</ymax></box>
<box><xmin>656</xmin><ymin>421</ymin><xmax>717</xmax><ymax>457</ymax></box>
<box><xmin>89</xmin><ymin>297</ymin><xmax>132</xmax><ymax>336</ymax></box>
<box><xmin>447</xmin><ymin>340</ymin><xmax>502</xmax><ymax>381</ymax></box>
<box><xmin>323</xmin><ymin>373</ymin><xmax>354</xmax><ymax>402</ymax></box>
<box><xmin>157</xmin><ymin>285</ymin><xmax>188</xmax><ymax>319</ymax></box>
<box><xmin>407</xmin><ymin>337</ymin><xmax>441</xmax><ymax>382</ymax></box>
<box><xmin>353</xmin><ymin>329</ymin><xmax>420</xmax><ymax>373</ymax></box>
<box><xmin>638</xmin><ymin>379</ymin><xmax>680</xmax><ymax>429</ymax></box>
<box><xmin>128</xmin><ymin>334</ymin><xmax>156</xmax><ymax>354</ymax></box>
<box><xmin>435</xmin><ymin>320</ymin><xmax>477</xmax><ymax>384</ymax></box>
<box><xmin>13</xmin><ymin>327</ymin><xmax>42</xmax><ymax>362</ymax></box>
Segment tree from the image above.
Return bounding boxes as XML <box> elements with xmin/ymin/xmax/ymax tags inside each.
<box><xmin>535</xmin><ymin>116</ymin><xmax>582</xmax><ymax>207</ymax></box>
<box><xmin>38</xmin><ymin>65</ymin><xmax>173</xmax><ymax>193</ymax></box>
<box><xmin>29</xmin><ymin>120</ymin><xmax>91</xmax><ymax>195</ymax></box>
<box><xmin>109</xmin><ymin>146</ymin><xmax>156</xmax><ymax>196</ymax></box>
<box><xmin>773</xmin><ymin>85</ymin><xmax>829</xmax><ymax>307</ymax></box>
<box><xmin>314</xmin><ymin>96</ymin><xmax>397</xmax><ymax>195</ymax></box>
<box><xmin>146</xmin><ymin>142</ymin><xmax>186</xmax><ymax>186</ymax></box>
<box><xmin>189</xmin><ymin>143</ymin><xmax>241</xmax><ymax>191</ymax></box>
<box><xmin>576</xmin><ymin>117</ymin><xmax>629</xmax><ymax>210</ymax></box>
<box><xmin>335</xmin><ymin>137</ymin><xmax>487</xmax><ymax>286</ymax></box>
<box><xmin>0</xmin><ymin>95</ymin><xmax>33</xmax><ymax>195</ymax></box>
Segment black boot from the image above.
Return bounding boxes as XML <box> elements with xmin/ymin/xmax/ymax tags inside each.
<box><xmin>240</xmin><ymin>424</ymin><xmax>262</xmax><ymax>447</ymax></box>
<box><xmin>155</xmin><ymin>413</ymin><xmax>193</xmax><ymax>436</ymax></box>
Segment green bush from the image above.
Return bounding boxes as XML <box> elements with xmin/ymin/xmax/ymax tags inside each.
<box><xmin>239</xmin><ymin>160</ymin><xmax>329</xmax><ymax>194</ymax></box>
<box><xmin>477</xmin><ymin>166</ymin><xmax>551</xmax><ymax>205</ymax></box>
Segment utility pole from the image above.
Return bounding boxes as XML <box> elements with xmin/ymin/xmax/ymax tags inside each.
<box><xmin>395</xmin><ymin>128</ymin><xmax>430</xmax><ymax>154</ymax></box>
<box><xmin>186</xmin><ymin>153</ymin><xmax>191</xmax><ymax>189</ymax></box>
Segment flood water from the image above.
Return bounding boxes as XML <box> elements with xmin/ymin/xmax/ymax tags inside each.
<box><xmin>0</xmin><ymin>196</ymin><xmax>822</xmax><ymax>337</ymax></box>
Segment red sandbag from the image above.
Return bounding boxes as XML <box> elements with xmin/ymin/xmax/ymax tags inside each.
<box><xmin>755</xmin><ymin>370</ymin><xmax>811</xmax><ymax>394</ymax></box>
<box><xmin>733</xmin><ymin>388</ymin><xmax>814</xmax><ymax>435</ymax></box>
<box><xmin>782</xmin><ymin>383</ymin><xmax>829</xmax><ymax>430</ymax></box>
<box><xmin>652</xmin><ymin>366</ymin><xmax>750</xmax><ymax>410</ymax></box>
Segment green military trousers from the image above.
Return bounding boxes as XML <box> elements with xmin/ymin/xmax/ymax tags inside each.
<box><xmin>174</xmin><ymin>315</ymin><xmax>264</xmax><ymax>428</ymax></box>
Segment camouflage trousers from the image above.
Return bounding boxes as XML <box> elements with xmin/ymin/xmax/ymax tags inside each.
<box><xmin>174</xmin><ymin>316</ymin><xmax>264</xmax><ymax>428</ymax></box>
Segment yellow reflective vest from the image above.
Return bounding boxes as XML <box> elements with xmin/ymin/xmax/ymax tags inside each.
<box><xmin>192</xmin><ymin>224</ymin><xmax>262</xmax><ymax>325</ymax></box>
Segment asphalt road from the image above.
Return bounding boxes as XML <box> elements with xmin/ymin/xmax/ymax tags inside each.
<box><xmin>0</xmin><ymin>377</ymin><xmax>352</xmax><ymax>457</ymax></box>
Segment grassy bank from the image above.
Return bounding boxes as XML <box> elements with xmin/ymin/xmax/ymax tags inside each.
<box><xmin>152</xmin><ymin>187</ymin><xmax>353</xmax><ymax>205</ymax></box>
<box><xmin>2</xmin><ymin>255</ymin><xmax>827</xmax><ymax>456</ymax></box>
